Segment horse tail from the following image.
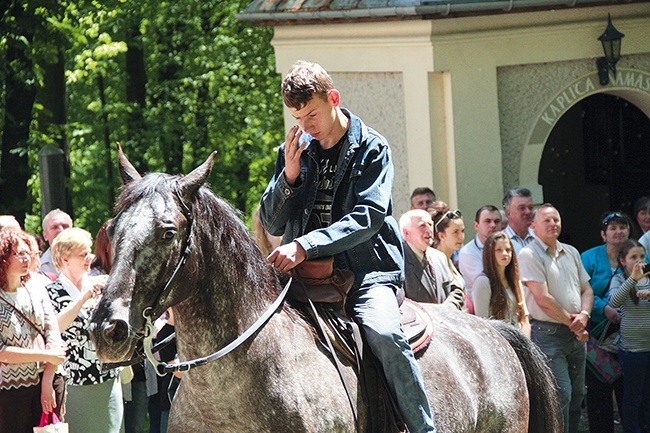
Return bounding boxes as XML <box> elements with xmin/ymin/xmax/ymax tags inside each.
<box><xmin>489</xmin><ymin>321</ymin><xmax>563</xmax><ymax>433</ymax></box>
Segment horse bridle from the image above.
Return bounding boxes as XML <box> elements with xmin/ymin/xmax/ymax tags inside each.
<box><xmin>104</xmin><ymin>185</ymin><xmax>291</xmax><ymax>376</ymax></box>
<box><xmin>141</xmin><ymin>186</ymin><xmax>194</xmax><ymax>323</ymax></box>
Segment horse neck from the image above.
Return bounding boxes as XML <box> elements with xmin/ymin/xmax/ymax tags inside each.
<box><xmin>171</xmin><ymin>227</ymin><xmax>285</xmax><ymax>356</ymax></box>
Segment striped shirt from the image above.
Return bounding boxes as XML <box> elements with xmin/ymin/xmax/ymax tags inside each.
<box><xmin>608</xmin><ymin>274</ymin><xmax>650</xmax><ymax>352</ymax></box>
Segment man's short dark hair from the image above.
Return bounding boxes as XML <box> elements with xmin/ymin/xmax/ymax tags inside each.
<box><xmin>502</xmin><ymin>187</ymin><xmax>532</xmax><ymax>210</ymax></box>
<box><xmin>410</xmin><ymin>187</ymin><xmax>436</xmax><ymax>202</ymax></box>
<box><xmin>474</xmin><ymin>205</ymin><xmax>500</xmax><ymax>223</ymax></box>
<box><xmin>281</xmin><ymin>61</ymin><xmax>335</xmax><ymax>111</ymax></box>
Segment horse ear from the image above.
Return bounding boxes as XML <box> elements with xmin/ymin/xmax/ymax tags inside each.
<box><xmin>117</xmin><ymin>142</ymin><xmax>142</xmax><ymax>185</ymax></box>
<box><xmin>179</xmin><ymin>151</ymin><xmax>218</xmax><ymax>199</ymax></box>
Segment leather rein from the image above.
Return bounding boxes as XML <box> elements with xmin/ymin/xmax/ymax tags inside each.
<box><xmin>103</xmin><ymin>186</ymin><xmax>291</xmax><ymax>375</ymax></box>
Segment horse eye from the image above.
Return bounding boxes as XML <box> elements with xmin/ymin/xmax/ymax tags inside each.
<box><xmin>162</xmin><ymin>230</ymin><xmax>176</xmax><ymax>240</ymax></box>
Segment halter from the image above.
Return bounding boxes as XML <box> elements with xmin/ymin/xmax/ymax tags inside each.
<box><xmin>141</xmin><ymin>185</ymin><xmax>194</xmax><ymax>323</ymax></box>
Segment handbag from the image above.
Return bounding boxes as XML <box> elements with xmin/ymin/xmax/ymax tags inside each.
<box><xmin>586</xmin><ymin>319</ymin><xmax>622</xmax><ymax>384</ymax></box>
<box><xmin>290</xmin><ymin>257</ymin><xmax>355</xmax><ymax>303</ymax></box>
<box><xmin>33</xmin><ymin>412</ymin><xmax>68</xmax><ymax>433</ymax></box>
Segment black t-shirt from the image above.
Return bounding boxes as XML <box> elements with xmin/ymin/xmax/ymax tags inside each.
<box><xmin>305</xmin><ymin>136</ymin><xmax>346</xmax><ymax>234</ymax></box>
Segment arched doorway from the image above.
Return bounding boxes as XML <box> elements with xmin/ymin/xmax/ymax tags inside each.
<box><xmin>539</xmin><ymin>93</ymin><xmax>650</xmax><ymax>252</ymax></box>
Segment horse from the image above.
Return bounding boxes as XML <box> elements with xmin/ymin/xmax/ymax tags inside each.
<box><xmin>89</xmin><ymin>148</ymin><xmax>562</xmax><ymax>433</ymax></box>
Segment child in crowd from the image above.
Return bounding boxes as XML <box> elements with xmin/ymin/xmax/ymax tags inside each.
<box><xmin>608</xmin><ymin>239</ymin><xmax>650</xmax><ymax>433</ymax></box>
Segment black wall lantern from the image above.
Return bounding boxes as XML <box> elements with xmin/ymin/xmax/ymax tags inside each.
<box><xmin>596</xmin><ymin>14</ymin><xmax>625</xmax><ymax>86</ymax></box>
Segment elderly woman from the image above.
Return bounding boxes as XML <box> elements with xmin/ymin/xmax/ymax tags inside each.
<box><xmin>0</xmin><ymin>229</ymin><xmax>65</xmax><ymax>433</ymax></box>
<box><xmin>581</xmin><ymin>212</ymin><xmax>630</xmax><ymax>433</ymax></box>
<box><xmin>46</xmin><ymin>227</ymin><xmax>124</xmax><ymax>433</ymax></box>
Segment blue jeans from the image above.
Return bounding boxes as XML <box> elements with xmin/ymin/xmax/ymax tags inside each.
<box><xmin>347</xmin><ymin>284</ymin><xmax>436</xmax><ymax>433</ymax></box>
<box><xmin>531</xmin><ymin>320</ymin><xmax>586</xmax><ymax>433</ymax></box>
<box><xmin>618</xmin><ymin>349</ymin><xmax>650</xmax><ymax>433</ymax></box>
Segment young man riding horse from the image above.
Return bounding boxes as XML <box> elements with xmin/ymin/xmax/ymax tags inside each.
<box><xmin>259</xmin><ymin>60</ymin><xmax>436</xmax><ymax>433</ymax></box>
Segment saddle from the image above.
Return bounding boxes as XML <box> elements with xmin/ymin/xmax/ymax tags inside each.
<box><xmin>297</xmin><ymin>296</ymin><xmax>434</xmax><ymax>433</ymax></box>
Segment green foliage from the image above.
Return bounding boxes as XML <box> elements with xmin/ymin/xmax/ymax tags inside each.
<box><xmin>2</xmin><ymin>0</ymin><xmax>283</xmax><ymax>236</ymax></box>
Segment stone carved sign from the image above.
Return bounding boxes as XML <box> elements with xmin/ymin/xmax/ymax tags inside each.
<box><xmin>529</xmin><ymin>69</ymin><xmax>650</xmax><ymax>145</ymax></box>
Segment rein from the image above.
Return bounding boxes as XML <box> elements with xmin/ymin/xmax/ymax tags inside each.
<box><xmin>143</xmin><ymin>278</ymin><xmax>291</xmax><ymax>376</ymax></box>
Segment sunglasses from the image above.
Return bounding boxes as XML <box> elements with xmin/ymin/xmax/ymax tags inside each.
<box><xmin>601</xmin><ymin>212</ymin><xmax>627</xmax><ymax>231</ymax></box>
<box><xmin>434</xmin><ymin>209</ymin><xmax>462</xmax><ymax>233</ymax></box>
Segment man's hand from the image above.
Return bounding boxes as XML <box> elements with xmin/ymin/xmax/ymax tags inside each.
<box><xmin>284</xmin><ymin>126</ymin><xmax>306</xmax><ymax>186</ymax></box>
<box><xmin>574</xmin><ymin>329</ymin><xmax>589</xmax><ymax>343</ymax></box>
<box><xmin>267</xmin><ymin>241</ymin><xmax>307</xmax><ymax>272</ymax></box>
<box><xmin>569</xmin><ymin>312</ymin><xmax>588</xmax><ymax>333</ymax></box>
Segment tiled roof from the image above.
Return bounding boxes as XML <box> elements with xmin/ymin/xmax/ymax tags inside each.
<box><xmin>238</xmin><ymin>0</ymin><xmax>623</xmax><ymax>24</ymax></box>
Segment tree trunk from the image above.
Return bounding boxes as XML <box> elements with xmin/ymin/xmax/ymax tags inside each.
<box><xmin>36</xmin><ymin>49</ymin><xmax>73</xmax><ymax>218</ymax></box>
<box><xmin>125</xmin><ymin>26</ymin><xmax>148</xmax><ymax>173</ymax></box>
<box><xmin>0</xmin><ymin>12</ymin><xmax>36</xmax><ymax>225</ymax></box>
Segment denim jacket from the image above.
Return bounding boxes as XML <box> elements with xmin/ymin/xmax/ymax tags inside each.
<box><xmin>259</xmin><ymin>109</ymin><xmax>404</xmax><ymax>289</ymax></box>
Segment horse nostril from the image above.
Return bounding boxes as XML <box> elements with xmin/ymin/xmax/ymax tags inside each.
<box><xmin>102</xmin><ymin>319</ymin><xmax>129</xmax><ymax>343</ymax></box>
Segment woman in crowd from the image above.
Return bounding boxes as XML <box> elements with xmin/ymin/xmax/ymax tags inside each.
<box><xmin>472</xmin><ymin>232</ymin><xmax>530</xmax><ymax>336</ymax></box>
<box><xmin>609</xmin><ymin>239</ymin><xmax>650</xmax><ymax>433</ymax></box>
<box><xmin>0</xmin><ymin>229</ymin><xmax>65</xmax><ymax>433</ymax></box>
<box><xmin>47</xmin><ymin>227</ymin><xmax>124</xmax><ymax>433</ymax></box>
<box><xmin>581</xmin><ymin>212</ymin><xmax>629</xmax><ymax>433</ymax></box>
<box><xmin>432</xmin><ymin>207</ymin><xmax>467</xmax><ymax>308</ymax></box>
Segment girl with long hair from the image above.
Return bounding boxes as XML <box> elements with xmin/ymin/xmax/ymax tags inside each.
<box><xmin>472</xmin><ymin>232</ymin><xmax>530</xmax><ymax>336</ymax></box>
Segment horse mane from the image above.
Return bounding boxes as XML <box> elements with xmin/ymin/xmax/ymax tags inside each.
<box><xmin>114</xmin><ymin>173</ymin><xmax>281</xmax><ymax>307</ymax></box>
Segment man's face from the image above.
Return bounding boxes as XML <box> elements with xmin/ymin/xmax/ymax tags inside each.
<box><xmin>474</xmin><ymin>210</ymin><xmax>502</xmax><ymax>242</ymax></box>
<box><xmin>43</xmin><ymin>214</ymin><xmax>72</xmax><ymax>244</ymax></box>
<box><xmin>288</xmin><ymin>91</ymin><xmax>338</xmax><ymax>144</ymax></box>
<box><xmin>411</xmin><ymin>193</ymin><xmax>435</xmax><ymax>211</ymax></box>
<box><xmin>403</xmin><ymin>214</ymin><xmax>434</xmax><ymax>253</ymax></box>
<box><xmin>531</xmin><ymin>207</ymin><xmax>562</xmax><ymax>243</ymax></box>
<box><xmin>506</xmin><ymin>196</ymin><xmax>534</xmax><ymax>228</ymax></box>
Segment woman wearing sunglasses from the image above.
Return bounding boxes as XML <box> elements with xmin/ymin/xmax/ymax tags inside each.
<box><xmin>580</xmin><ymin>211</ymin><xmax>631</xmax><ymax>433</ymax></box>
<box><xmin>432</xmin><ymin>207</ymin><xmax>467</xmax><ymax>309</ymax></box>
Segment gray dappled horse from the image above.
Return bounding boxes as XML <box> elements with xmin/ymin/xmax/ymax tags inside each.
<box><xmin>89</xmin><ymin>148</ymin><xmax>562</xmax><ymax>433</ymax></box>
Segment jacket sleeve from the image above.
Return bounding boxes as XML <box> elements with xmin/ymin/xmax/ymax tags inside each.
<box><xmin>259</xmin><ymin>143</ymin><xmax>304</xmax><ymax>237</ymax></box>
<box><xmin>297</xmin><ymin>140</ymin><xmax>394</xmax><ymax>259</ymax></box>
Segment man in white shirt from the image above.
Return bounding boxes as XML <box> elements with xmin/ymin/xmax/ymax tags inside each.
<box><xmin>502</xmin><ymin>187</ymin><xmax>535</xmax><ymax>253</ymax></box>
<box><xmin>518</xmin><ymin>204</ymin><xmax>594</xmax><ymax>433</ymax></box>
<box><xmin>40</xmin><ymin>209</ymin><xmax>73</xmax><ymax>275</ymax></box>
<box><xmin>458</xmin><ymin>205</ymin><xmax>502</xmax><ymax>300</ymax></box>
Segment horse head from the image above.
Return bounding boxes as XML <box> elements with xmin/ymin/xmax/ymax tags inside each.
<box><xmin>89</xmin><ymin>145</ymin><xmax>216</xmax><ymax>362</ymax></box>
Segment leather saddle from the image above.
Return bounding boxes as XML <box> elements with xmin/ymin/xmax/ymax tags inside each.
<box><xmin>299</xmin><ymin>297</ymin><xmax>434</xmax><ymax>433</ymax></box>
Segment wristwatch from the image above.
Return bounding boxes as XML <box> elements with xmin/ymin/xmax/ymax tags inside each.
<box><xmin>580</xmin><ymin>310</ymin><xmax>591</xmax><ymax>319</ymax></box>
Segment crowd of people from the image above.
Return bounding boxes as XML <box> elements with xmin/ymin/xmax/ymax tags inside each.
<box><xmin>3</xmin><ymin>59</ymin><xmax>650</xmax><ymax>433</ymax></box>
<box><xmin>400</xmin><ymin>186</ymin><xmax>650</xmax><ymax>433</ymax></box>
<box><xmin>0</xmin><ymin>210</ymin><xmax>178</xmax><ymax>433</ymax></box>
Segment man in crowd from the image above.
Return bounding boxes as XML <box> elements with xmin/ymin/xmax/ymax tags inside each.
<box><xmin>410</xmin><ymin>187</ymin><xmax>436</xmax><ymax>211</ymax></box>
<box><xmin>399</xmin><ymin>209</ymin><xmax>463</xmax><ymax>309</ymax></box>
<box><xmin>518</xmin><ymin>204</ymin><xmax>594</xmax><ymax>433</ymax></box>
<box><xmin>502</xmin><ymin>187</ymin><xmax>535</xmax><ymax>253</ymax></box>
<box><xmin>0</xmin><ymin>215</ymin><xmax>21</xmax><ymax>231</ymax></box>
<box><xmin>260</xmin><ymin>60</ymin><xmax>436</xmax><ymax>433</ymax></box>
<box><xmin>40</xmin><ymin>209</ymin><xmax>73</xmax><ymax>275</ymax></box>
<box><xmin>458</xmin><ymin>205</ymin><xmax>502</xmax><ymax>300</ymax></box>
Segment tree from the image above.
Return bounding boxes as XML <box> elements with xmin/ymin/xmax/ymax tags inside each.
<box><xmin>0</xmin><ymin>0</ymin><xmax>283</xmax><ymax>236</ymax></box>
